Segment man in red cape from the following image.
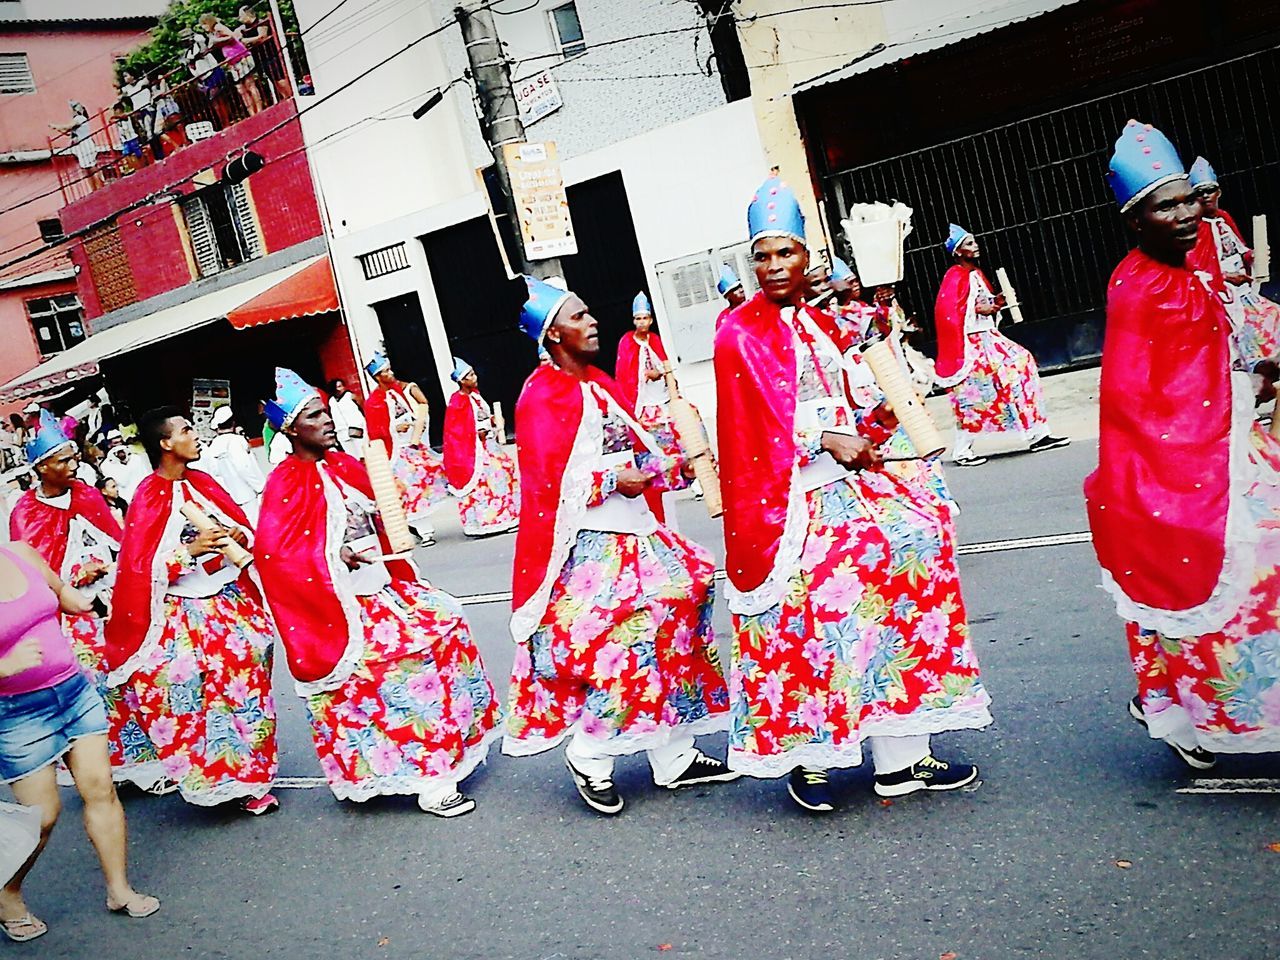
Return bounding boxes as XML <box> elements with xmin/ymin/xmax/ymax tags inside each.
<box><xmin>503</xmin><ymin>275</ymin><xmax>737</xmax><ymax>816</ymax></box>
<box><xmin>255</xmin><ymin>369</ymin><xmax>500</xmax><ymax>816</ymax></box>
<box><xmin>1087</xmin><ymin>120</ymin><xmax>1280</xmax><ymax>768</ymax></box>
<box><xmin>104</xmin><ymin>407</ymin><xmax>279</xmax><ymax>813</ymax></box>
<box><xmin>10</xmin><ymin>413</ymin><xmax>163</xmax><ymax>790</ymax></box>
<box><xmin>441</xmin><ymin>357</ymin><xmax>518</xmax><ymax>537</ymax></box>
<box><xmin>933</xmin><ymin>224</ymin><xmax>1067</xmax><ymax>466</ymax></box>
<box><xmin>716</xmin><ymin>175</ymin><xmax>989</xmax><ymax>813</ymax></box>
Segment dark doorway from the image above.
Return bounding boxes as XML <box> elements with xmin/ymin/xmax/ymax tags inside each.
<box><xmin>420</xmin><ymin>170</ymin><xmax>649</xmax><ymax>438</ymax></box>
<box><xmin>371</xmin><ymin>292</ymin><xmax>446</xmax><ymax>447</ymax></box>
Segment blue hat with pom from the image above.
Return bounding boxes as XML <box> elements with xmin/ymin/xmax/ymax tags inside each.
<box><xmin>1188</xmin><ymin>156</ymin><xmax>1218</xmax><ymax>190</ymax></box>
<box><xmin>519</xmin><ymin>274</ymin><xmax>573</xmax><ymax>344</ymax></box>
<box><xmin>264</xmin><ymin>367</ymin><xmax>319</xmax><ymax>431</ymax></box>
<box><xmin>747</xmin><ymin>174</ymin><xmax>806</xmax><ymax>246</ymax></box>
<box><xmin>944</xmin><ymin>224</ymin><xmax>973</xmax><ymax>256</ymax></box>
<box><xmin>716</xmin><ymin>264</ymin><xmax>742</xmax><ymax>296</ymax></box>
<box><xmin>631</xmin><ymin>291</ymin><xmax>652</xmax><ymax>317</ymax></box>
<box><xmin>450</xmin><ymin>357</ymin><xmax>474</xmax><ymax>383</ymax></box>
<box><xmin>24</xmin><ymin>410</ymin><xmax>74</xmax><ymax>465</ymax></box>
<box><xmin>1107</xmin><ymin>119</ymin><xmax>1187</xmax><ymax>212</ymax></box>
<box><xmin>364</xmin><ymin>351</ymin><xmax>391</xmax><ymax>378</ymax></box>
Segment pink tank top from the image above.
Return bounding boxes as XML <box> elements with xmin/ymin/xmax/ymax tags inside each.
<box><xmin>0</xmin><ymin>547</ymin><xmax>79</xmax><ymax>697</ymax></box>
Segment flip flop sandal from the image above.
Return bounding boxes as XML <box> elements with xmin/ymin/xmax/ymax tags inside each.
<box><xmin>1</xmin><ymin>914</ymin><xmax>48</xmax><ymax>942</ymax></box>
<box><xmin>107</xmin><ymin>895</ymin><xmax>161</xmax><ymax>919</ymax></box>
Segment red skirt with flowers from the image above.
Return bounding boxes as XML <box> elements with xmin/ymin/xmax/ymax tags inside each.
<box><xmin>949</xmin><ymin>331</ymin><xmax>1048</xmax><ymax>437</ymax></box>
<box><xmin>130</xmin><ymin>584</ymin><xmax>279</xmax><ymax>806</ymax></box>
<box><xmin>303</xmin><ymin>581</ymin><xmax>502</xmax><ymax>800</ymax></box>
<box><xmin>504</xmin><ymin>526</ymin><xmax>729</xmax><ymax>757</ymax></box>
<box><xmin>393</xmin><ymin>444</ymin><xmax>448</xmax><ymax>526</ymax></box>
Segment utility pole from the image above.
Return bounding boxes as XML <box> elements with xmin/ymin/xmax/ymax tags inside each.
<box><xmin>455</xmin><ymin>3</ymin><xmax>562</xmax><ymax>281</ymax></box>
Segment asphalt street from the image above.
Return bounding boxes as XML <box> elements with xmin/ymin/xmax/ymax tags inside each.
<box><xmin>17</xmin><ymin>436</ymin><xmax>1280</xmax><ymax>960</ymax></box>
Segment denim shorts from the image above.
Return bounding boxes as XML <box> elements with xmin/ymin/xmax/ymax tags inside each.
<box><xmin>0</xmin><ymin>672</ymin><xmax>108</xmax><ymax>783</ymax></box>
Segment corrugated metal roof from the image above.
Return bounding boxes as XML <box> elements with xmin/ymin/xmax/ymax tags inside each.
<box><xmin>794</xmin><ymin>0</ymin><xmax>1083</xmax><ymax>94</ymax></box>
<box><xmin>0</xmin><ymin>0</ymin><xmax>168</xmax><ymax>24</ymax></box>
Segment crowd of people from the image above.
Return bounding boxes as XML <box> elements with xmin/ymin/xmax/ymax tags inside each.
<box><xmin>2</xmin><ymin>118</ymin><xmax>1279</xmax><ymax>944</ymax></box>
<box><xmin>51</xmin><ymin>5</ymin><xmax>295</xmax><ymax>190</ymax></box>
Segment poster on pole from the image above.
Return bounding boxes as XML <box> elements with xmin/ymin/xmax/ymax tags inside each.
<box><xmin>502</xmin><ymin>141</ymin><xmax>578</xmax><ymax>260</ymax></box>
<box><xmin>514</xmin><ymin>70</ymin><xmax>564</xmax><ymax>126</ymax></box>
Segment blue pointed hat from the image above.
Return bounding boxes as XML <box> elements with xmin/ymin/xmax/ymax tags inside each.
<box><xmin>450</xmin><ymin>356</ymin><xmax>474</xmax><ymax>383</ymax></box>
<box><xmin>519</xmin><ymin>274</ymin><xmax>573</xmax><ymax>344</ymax></box>
<box><xmin>1107</xmin><ymin>119</ymin><xmax>1187</xmax><ymax>212</ymax></box>
<box><xmin>364</xmin><ymin>351</ymin><xmax>391</xmax><ymax>378</ymax></box>
<box><xmin>829</xmin><ymin>256</ymin><xmax>855</xmax><ymax>282</ymax></box>
<box><xmin>24</xmin><ymin>409</ymin><xmax>74</xmax><ymax>465</ymax></box>
<box><xmin>747</xmin><ymin>174</ymin><xmax>806</xmax><ymax>245</ymax></box>
<box><xmin>944</xmin><ymin>224</ymin><xmax>973</xmax><ymax>256</ymax></box>
<box><xmin>716</xmin><ymin>264</ymin><xmax>741</xmax><ymax>296</ymax></box>
<box><xmin>631</xmin><ymin>291</ymin><xmax>652</xmax><ymax>317</ymax></box>
<box><xmin>265</xmin><ymin>367</ymin><xmax>319</xmax><ymax>431</ymax></box>
<box><xmin>1189</xmin><ymin>156</ymin><xmax>1218</xmax><ymax>190</ymax></box>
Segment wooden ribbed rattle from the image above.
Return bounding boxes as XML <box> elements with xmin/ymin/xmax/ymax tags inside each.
<box><xmin>364</xmin><ymin>439</ymin><xmax>416</xmax><ymax>555</ymax></box>
<box><xmin>861</xmin><ymin>339</ymin><xmax>946</xmax><ymax>459</ymax></box>
<box><xmin>179</xmin><ymin>501</ymin><xmax>253</xmax><ymax>569</ymax></box>
<box><xmin>661</xmin><ymin>363</ymin><xmax>723</xmax><ymax>518</ymax></box>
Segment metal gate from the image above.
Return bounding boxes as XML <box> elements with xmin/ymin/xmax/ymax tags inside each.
<box><xmin>822</xmin><ymin>45</ymin><xmax>1280</xmax><ymax>369</ymax></box>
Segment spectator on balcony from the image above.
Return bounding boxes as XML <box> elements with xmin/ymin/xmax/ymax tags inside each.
<box><xmin>199</xmin><ymin>12</ymin><xmax>264</xmax><ymax>118</ymax></box>
<box><xmin>48</xmin><ymin>101</ymin><xmax>102</xmax><ymax>191</ymax></box>
<box><xmin>179</xmin><ymin>26</ymin><xmax>232</xmax><ymax>131</ymax></box>
<box><xmin>110</xmin><ymin>100</ymin><xmax>143</xmax><ymax>174</ymax></box>
<box><xmin>119</xmin><ymin>70</ymin><xmax>159</xmax><ymax>161</ymax></box>
<box><xmin>237</xmin><ymin>6</ymin><xmax>290</xmax><ymax>103</ymax></box>
<box><xmin>150</xmin><ymin>74</ymin><xmax>188</xmax><ymax>154</ymax></box>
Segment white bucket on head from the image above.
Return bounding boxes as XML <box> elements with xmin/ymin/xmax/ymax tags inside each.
<box><xmin>844</xmin><ymin>218</ymin><xmax>905</xmax><ymax>287</ymax></box>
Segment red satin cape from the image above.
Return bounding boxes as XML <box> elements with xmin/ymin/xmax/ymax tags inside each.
<box><xmin>615</xmin><ymin>331</ymin><xmax>668</xmax><ymax>414</ymax></box>
<box><xmin>9</xmin><ymin>482</ymin><xmax>122</xmax><ymax>571</ymax></box>
<box><xmin>442</xmin><ymin>391</ymin><xmax>479</xmax><ymax>492</ymax></box>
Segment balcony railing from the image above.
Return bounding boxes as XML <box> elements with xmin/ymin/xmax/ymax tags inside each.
<box><xmin>49</xmin><ymin>32</ymin><xmax>304</xmax><ymax>207</ymax></box>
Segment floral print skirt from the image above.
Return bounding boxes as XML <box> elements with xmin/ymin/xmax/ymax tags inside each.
<box><xmin>1127</xmin><ymin>427</ymin><xmax>1280</xmax><ymax>753</ymax></box>
<box><xmin>504</xmin><ymin>526</ymin><xmax>729</xmax><ymax>758</ymax></box>
<box><xmin>728</xmin><ymin>475</ymin><xmax>992</xmax><ymax>778</ymax></box>
<box><xmin>65</xmin><ymin>612</ymin><xmax>162</xmax><ymax>788</ymax></box>
<box><xmin>130</xmin><ymin>583</ymin><xmax>278</xmax><ymax>806</ymax></box>
<box><xmin>458</xmin><ymin>437</ymin><xmax>519</xmax><ymax>536</ymax></box>
<box><xmin>304</xmin><ymin>581</ymin><xmax>502</xmax><ymax>801</ymax></box>
<box><xmin>1236</xmin><ymin>290</ymin><xmax>1280</xmax><ymax>368</ymax></box>
<box><xmin>949</xmin><ymin>331</ymin><xmax>1049</xmax><ymax>437</ymax></box>
<box><xmin>393</xmin><ymin>444</ymin><xmax>448</xmax><ymax>526</ymax></box>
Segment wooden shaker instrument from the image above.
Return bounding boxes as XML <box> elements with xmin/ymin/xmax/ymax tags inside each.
<box><xmin>661</xmin><ymin>363</ymin><xmax>723</xmax><ymax>518</ymax></box>
<box><xmin>364</xmin><ymin>439</ymin><xmax>417</xmax><ymax>555</ymax></box>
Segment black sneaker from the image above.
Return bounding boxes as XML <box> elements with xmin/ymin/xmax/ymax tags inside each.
<box><xmin>953</xmin><ymin>454</ymin><xmax>989</xmax><ymax>467</ymax></box>
<box><xmin>873</xmin><ymin>755</ymin><xmax>979</xmax><ymax>797</ymax></box>
<box><xmin>787</xmin><ymin>766</ymin><xmax>835</xmax><ymax>813</ymax></box>
<box><xmin>656</xmin><ymin>751</ymin><xmax>742</xmax><ymax>789</ymax></box>
<box><xmin>1029</xmin><ymin>435</ymin><xmax>1071</xmax><ymax>452</ymax></box>
<box><xmin>565</xmin><ymin>755</ymin><xmax>624</xmax><ymax>815</ymax></box>
<box><xmin>1130</xmin><ymin>696</ymin><xmax>1216</xmax><ymax>770</ymax></box>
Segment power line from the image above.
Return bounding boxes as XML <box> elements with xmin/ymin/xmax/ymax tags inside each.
<box><xmin>300</xmin><ymin>0</ymin><xmax>358</xmax><ymax>36</ymax></box>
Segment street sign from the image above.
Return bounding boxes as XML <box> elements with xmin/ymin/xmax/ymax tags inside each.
<box><xmin>514</xmin><ymin>69</ymin><xmax>564</xmax><ymax>126</ymax></box>
<box><xmin>501</xmin><ymin>140</ymin><xmax>578</xmax><ymax>260</ymax></box>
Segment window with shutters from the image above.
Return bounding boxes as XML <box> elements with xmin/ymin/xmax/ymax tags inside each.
<box><xmin>0</xmin><ymin>53</ymin><xmax>34</xmax><ymax>95</ymax></box>
<box><xmin>26</xmin><ymin>295</ymin><xmax>85</xmax><ymax>357</ymax></box>
<box><xmin>180</xmin><ymin>183</ymin><xmax>262</xmax><ymax>278</ymax></box>
<box><xmin>83</xmin><ymin>222</ymin><xmax>137</xmax><ymax>313</ymax></box>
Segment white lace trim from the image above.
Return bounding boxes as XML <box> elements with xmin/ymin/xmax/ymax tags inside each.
<box><xmin>269</xmin><ymin>465</ymin><xmax>368</xmax><ymax>699</ymax></box>
<box><xmin>1142</xmin><ymin>702</ymin><xmax>1280</xmax><ymax>755</ymax></box>
<box><xmin>860</xmin><ymin>697</ymin><xmax>994</xmax><ymax>739</ymax></box>
<box><xmin>327</xmin><ymin>726</ymin><xmax>501</xmax><ymax>802</ymax></box>
<box><xmin>177</xmin><ymin>779</ymin><xmax>274</xmax><ymax>807</ymax></box>
<box><xmin>110</xmin><ymin>759</ymin><xmax>167</xmax><ymax>790</ymax></box>
<box><xmin>462</xmin><ymin>515</ymin><xmax>519</xmax><ymax>537</ymax></box>
<box><xmin>1098</xmin><ymin>370</ymin><xmax>1262</xmax><ymax>637</ymax></box>
<box><xmin>502</xmin><ymin>711</ymin><xmax>729</xmax><ymax>759</ymax></box>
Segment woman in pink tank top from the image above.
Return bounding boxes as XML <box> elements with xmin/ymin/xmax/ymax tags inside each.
<box><xmin>0</xmin><ymin>543</ymin><xmax>159</xmax><ymax>943</ymax></box>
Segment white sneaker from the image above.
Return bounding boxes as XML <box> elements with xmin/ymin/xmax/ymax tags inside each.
<box><xmin>418</xmin><ymin>791</ymin><xmax>476</xmax><ymax>818</ymax></box>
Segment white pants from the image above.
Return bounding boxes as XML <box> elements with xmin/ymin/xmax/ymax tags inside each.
<box><xmin>418</xmin><ymin>777</ymin><xmax>459</xmax><ymax>806</ymax></box>
<box><xmin>565</xmin><ymin>727</ymin><xmax>697</xmax><ymax>785</ymax></box>
<box><xmin>953</xmin><ymin>423</ymin><xmax>1050</xmax><ymax>460</ymax></box>
<box><xmin>409</xmin><ymin>517</ymin><xmax>435</xmax><ymax>539</ymax></box>
<box><xmin>868</xmin><ymin>734</ymin><xmax>931</xmax><ymax>775</ymax></box>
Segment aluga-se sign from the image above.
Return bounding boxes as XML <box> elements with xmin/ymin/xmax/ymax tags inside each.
<box><xmin>515</xmin><ymin>70</ymin><xmax>564</xmax><ymax>126</ymax></box>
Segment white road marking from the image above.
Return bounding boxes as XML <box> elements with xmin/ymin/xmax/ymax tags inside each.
<box><xmin>1177</xmin><ymin>779</ymin><xmax>1280</xmax><ymax>795</ymax></box>
<box><xmin>272</xmin><ymin>777</ymin><xmax>329</xmax><ymax>790</ymax></box>
<box><xmin>452</xmin><ymin>531</ymin><xmax>1095</xmax><ymax>607</ymax></box>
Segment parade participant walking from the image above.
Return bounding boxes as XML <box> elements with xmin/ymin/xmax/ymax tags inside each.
<box><xmin>715</xmin><ymin>175</ymin><xmax>990</xmax><ymax>812</ymax></box>
<box><xmin>199</xmin><ymin>406</ymin><xmax>266</xmax><ymax>524</ymax></box>
<box><xmin>1088</xmin><ymin>120</ymin><xmax>1280</xmax><ymax>767</ymax></box>
<box><xmin>0</xmin><ymin>541</ymin><xmax>159</xmax><ymax>943</ymax></box>
<box><xmin>256</xmin><ymin>369</ymin><xmax>501</xmax><ymax>816</ymax></box>
<box><xmin>364</xmin><ymin>352</ymin><xmax>447</xmax><ymax>545</ymax></box>
<box><xmin>1188</xmin><ymin>155</ymin><xmax>1280</xmax><ymax>367</ymax></box>
<box><xmin>716</xmin><ymin>264</ymin><xmax>746</xmax><ymax>329</ymax></box>
<box><xmin>504</xmin><ymin>275</ymin><xmax>737</xmax><ymax>815</ymax></box>
<box><xmin>933</xmin><ymin>225</ymin><xmax>1069</xmax><ymax>466</ymax></box>
<box><xmin>442</xmin><ymin>358</ymin><xmax>518</xmax><ymax>537</ymax></box>
<box><xmin>9</xmin><ymin>412</ymin><xmax>163</xmax><ymax>792</ymax></box>
<box><xmin>103</xmin><ymin>407</ymin><xmax>279</xmax><ymax>813</ymax></box>
<box><xmin>328</xmin><ymin>378</ymin><xmax>366</xmax><ymax>458</ymax></box>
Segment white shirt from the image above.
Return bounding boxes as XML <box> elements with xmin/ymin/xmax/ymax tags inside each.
<box><xmin>100</xmin><ymin>449</ymin><xmax>149</xmax><ymax>502</ymax></box>
<box><xmin>635</xmin><ymin>339</ymin><xmax>669</xmax><ymax>409</ymax></box>
<box><xmin>329</xmin><ymin>393</ymin><xmax>366</xmax><ymax>456</ymax></box>
<box><xmin>268</xmin><ymin>431</ymin><xmax>292</xmax><ymax>465</ymax></box>
<box><xmin>199</xmin><ymin>432</ymin><xmax>265</xmax><ymax>506</ymax></box>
